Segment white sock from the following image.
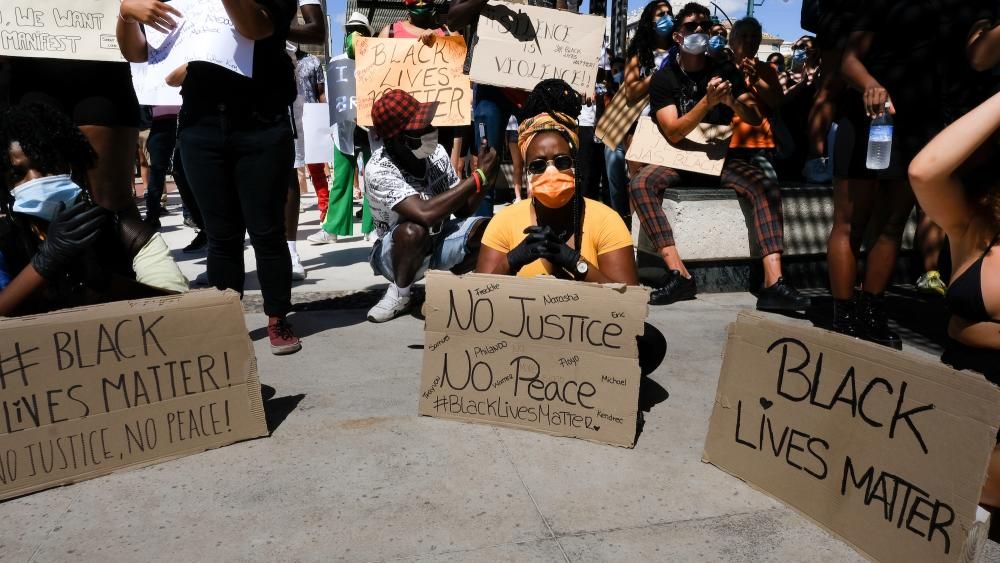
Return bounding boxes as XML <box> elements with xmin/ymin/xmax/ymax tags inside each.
<box><xmin>287</xmin><ymin>240</ymin><xmax>298</xmax><ymax>256</ymax></box>
<box><xmin>390</xmin><ymin>283</ymin><xmax>411</xmax><ymax>298</ymax></box>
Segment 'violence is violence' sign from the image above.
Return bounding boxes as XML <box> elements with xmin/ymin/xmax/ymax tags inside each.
<box><xmin>703</xmin><ymin>312</ymin><xmax>1000</xmax><ymax>563</ymax></box>
<box><xmin>0</xmin><ymin>290</ymin><xmax>267</xmax><ymax>501</ymax></box>
<box><xmin>0</xmin><ymin>0</ymin><xmax>123</xmax><ymax>62</ymax></box>
<box><xmin>419</xmin><ymin>272</ymin><xmax>649</xmax><ymax>447</ymax></box>
<box><xmin>355</xmin><ymin>36</ymin><xmax>471</xmax><ymax>128</ymax></box>
<box><xmin>470</xmin><ymin>1</ymin><xmax>605</xmax><ymax>95</ymax></box>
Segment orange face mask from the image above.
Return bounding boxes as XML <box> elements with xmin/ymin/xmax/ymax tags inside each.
<box><xmin>530</xmin><ymin>168</ymin><xmax>576</xmax><ymax>209</ymax></box>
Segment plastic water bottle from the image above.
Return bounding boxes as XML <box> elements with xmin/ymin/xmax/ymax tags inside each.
<box><xmin>866</xmin><ymin>103</ymin><xmax>893</xmax><ymax>170</ymax></box>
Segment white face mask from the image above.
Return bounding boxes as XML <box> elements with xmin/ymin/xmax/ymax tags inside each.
<box><xmin>410</xmin><ymin>131</ymin><xmax>439</xmax><ymax>159</ymax></box>
<box><xmin>681</xmin><ymin>33</ymin><xmax>709</xmax><ymax>55</ymax></box>
<box><xmin>11</xmin><ymin>174</ymin><xmax>82</xmax><ymax>222</ymax></box>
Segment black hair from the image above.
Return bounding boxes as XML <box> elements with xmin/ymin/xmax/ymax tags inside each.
<box><xmin>626</xmin><ymin>0</ymin><xmax>672</xmax><ymax>73</ymax></box>
<box><xmin>294</xmin><ymin>48</ymin><xmax>307</xmax><ymax>60</ymax></box>
<box><xmin>519</xmin><ymin>79</ymin><xmax>585</xmax><ymax>254</ymax></box>
<box><xmin>0</xmin><ymin>103</ymin><xmax>95</xmax><ymax>211</ymax></box>
<box><xmin>731</xmin><ymin>16</ymin><xmax>761</xmax><ymax>43</ymax></box>
<box><xmin>674</xmin><ymin>2</ymin><xmax>710</xmax><ymax>25</ymax></box>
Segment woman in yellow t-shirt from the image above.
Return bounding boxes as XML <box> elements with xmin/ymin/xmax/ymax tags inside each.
<box><xmin>476</xmin><ymin>111</ymin><xmax>638</xmax><ymax>285</ymax></box>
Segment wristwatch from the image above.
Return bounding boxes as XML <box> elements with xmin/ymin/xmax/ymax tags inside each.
<box><xmin>573</xmin><ymin>259</ymin><xmax>589</xmax><ymax>281</ymax></box>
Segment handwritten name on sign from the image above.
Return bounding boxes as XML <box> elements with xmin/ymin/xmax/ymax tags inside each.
<box><xmin>625</xmin><ymin>117</ymin><xmax>732</xmax><ymax>177</ymax></box>
<box><xmin>0</xmin><ymin>290</ymin><xmax>267</xmax><ymax>501</ymax></box>
<box><xmin>0</xmin><ymin>0</ymin><xmax>124</xmax><ymax>62</ymax></box>
<box><xmin>703</xmin><ymin>312</ymin><xmax>1000</xmax><ymax>563</ymax></box>
<box><xmin>354</xmin><ymin>36</ymin><xmax>471</xmax><ymax>128</ymax></box>
<box><xmin>469</xmin><ymin>1</ymin><xmax>605</xmax><ymax>95</ymax></box>
<box><xmin>418</xmin><ymin>272</ymin><xmax>650</xmax><ymax>447</ymax></box>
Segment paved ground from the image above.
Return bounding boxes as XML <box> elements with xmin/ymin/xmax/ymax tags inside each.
<box><xmin>2</xmin><ymin>190</ymin><xmax>998</xmax><ymax>562</ymax></box>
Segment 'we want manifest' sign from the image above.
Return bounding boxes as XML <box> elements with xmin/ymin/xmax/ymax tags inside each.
<box><xmin>419</xmin><ymin>272</ymin><xmax>649</xmax><ymax>447</ymax></box>
<box><xmin>0</xmin><ymin>0</ymin><xmax>123</xmax><ymax>61</ymax></box>
<box><xmin>703</xmin><ymin>312</ymin><xmax>1000</xmax><ymax>563</ymax></box>
<box><xmin>469</xmin><ymin>1</ymin><xmax>605</xmax><ymax>96</ymax></box>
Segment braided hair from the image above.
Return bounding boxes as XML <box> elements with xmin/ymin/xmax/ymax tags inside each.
<box><xmin>518</xmin><ymin>79</ymin><xmax>585</xmax><ymax>250</ymax></box>
<box><xmin>0</xmin><ymin>103</ymin><xmax>95</xmax><ymax>212</ymax></box>
<box><xmin>627</xmin><ymin>1</ymin><xmax>672</xmax><ymax>74</ymax></box>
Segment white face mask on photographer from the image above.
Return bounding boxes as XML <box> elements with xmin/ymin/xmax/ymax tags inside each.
<box><xmin>409</xmin><ymin>131</ymin><xmax>439</xmax><ymax>159</ymax></box>
<box><xmin>11</xmin><ymin>174</ymin><xmax>82</xmax><ymax>222</ymax></box>
<box><xmin>681</xmin><ymin>33</ymin><xmax>709</xmax><ymax>55</ymax></box>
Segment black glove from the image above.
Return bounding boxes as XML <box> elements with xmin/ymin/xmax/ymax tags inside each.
<box><xmin>117</xmin><ymin>215</ymin><xmax>156</xmax><ymax>257</ymax></box>
<box><xmin>32</xmin><ymin>201</ymin><xmax>108</xmax><ymax>280</ymax></box>
<box><xmin>541</xmin><ymin>238</ymin><xmax>582</xmax><ymax>273</ymax></box>
<box><xmin>506</xmin><ymin>226</ymin><xmax>554</xmax><ymax>274</ymax></box>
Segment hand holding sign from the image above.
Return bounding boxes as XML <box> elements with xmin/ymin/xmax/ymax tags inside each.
<box><xmin>119</xmin><ymin>0</ymin><xmax>182</xmax><ymax>33</ymax></box>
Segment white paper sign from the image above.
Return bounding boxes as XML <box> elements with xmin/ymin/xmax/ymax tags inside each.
<box><xmin>132</xmin><ymin>0</ymin><xmax>253</xmax><ymax>105</ymax></box>
<box><xmin>0</xmin><ymin>0</ymin><xmax>124</xmax><ymax>62</ymax></box>
<box><xmin>303</xmin><ymin>103</ymin><xmax>334</xmax><ymax>164</ymax></box>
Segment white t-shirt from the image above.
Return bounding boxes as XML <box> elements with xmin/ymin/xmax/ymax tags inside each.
<box><xmin>366</xmin><ymin>145</ymin><xmax>460</xmax><ymax>239</ymax></box>
<box><xmin>578</xmin><ymin>104</ymin><xmax>596</xmax><ymax>127</ymax></box>
<box><xmin>298</xmin><ymin>0</ymin><xmax>320</xmax><ymax>5</ymax></box>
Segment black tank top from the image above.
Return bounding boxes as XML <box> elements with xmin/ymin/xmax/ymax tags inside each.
<box><xmin>942</xmin><ymin>232</ymin><xmax>1000</xmax><ymax>383</ymax></box>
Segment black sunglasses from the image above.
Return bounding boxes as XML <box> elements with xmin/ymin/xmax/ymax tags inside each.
<box><xmin>526</xmin><ymin>155</ymin><xmax>574</xmax><ymax>175</ymax></box>
<box><xmin>680</xmin><ymin>21</ymin><xmax>709</xmax><ymax>33</ymax></box>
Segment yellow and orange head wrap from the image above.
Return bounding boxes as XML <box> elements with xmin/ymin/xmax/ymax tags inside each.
<box><xmin>516</xmin><ymin>112</ymin><xmax>579</xmax><ymax>161</ymax></box>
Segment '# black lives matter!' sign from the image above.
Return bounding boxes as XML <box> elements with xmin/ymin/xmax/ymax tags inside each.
<box><xmin>0</xmin><ymin>290</ymin><xmax>267</xmax><ymax>500</ymax></box>
<box><xmin>419</xmin><ymin>272</ymin><xmax>649</xmax><ymax>447</ymax></box>
<box><xmin>703</xmin><ymin>312</ymin><xmax>1000</xmax><ymax>563</ymax></box>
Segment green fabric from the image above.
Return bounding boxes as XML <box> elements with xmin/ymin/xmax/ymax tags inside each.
<box><xmin>322</xmin><ymin>145</ymin><xmax>357</xmax><ymax>236</ymax></box>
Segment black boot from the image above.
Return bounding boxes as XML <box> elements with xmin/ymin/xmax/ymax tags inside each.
<box><xmin>831</xmin><ymin>294</ymin><xmax>859</xmax><ymax>337</ymax></box>
<box><xmin>858</xmin><ymin>292</ymin><xmax>902</xmax><ymax>350</ymax></box>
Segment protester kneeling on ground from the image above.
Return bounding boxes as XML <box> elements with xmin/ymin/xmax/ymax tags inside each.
<box><xmin>366</xmin><ymin>90</ymin><xmax>499</xmax><ymax>323</ymax></box>
<box><xmin>0</xmin><ymin>103</ymin><xmax>188</xmax><ymax>316</ymax></box>
<box><xmin>476</xmin><ymin>85</ymin><xmax>638</xmax><ymax>285</ymax></box>
<box><xmin>909</xmin><ymin>90</ymin><xmax>1000</xmax><ymax>507</ymax></box>
<box><xmin>628</xmin><ymin>2</ymin><xmax>809</xmax><ymax>312</ymax></box>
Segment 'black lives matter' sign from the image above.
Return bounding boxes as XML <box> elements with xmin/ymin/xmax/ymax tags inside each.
<box><xmin>703</xmin><ymin>312</ymin><xmax>1000</xmax><ymax>563</ymax></box>
<box><xmin>470</xmin><ymin>1</ymin><xmax>605</xmax><ymax>95</ymax></box>
<box><xmin>0</xmin><ymin>290</ymin><xmax>267</xmax><ymax>501</ymax></box>
<box><xmin>419</xmin><ymin>272</ymin><xmax>649</xmax><ymax>447</ymax></box>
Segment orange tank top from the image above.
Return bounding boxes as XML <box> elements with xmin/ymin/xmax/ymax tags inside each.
<box><xmin>729</xmin><ymin>114</ymin><xmax>775</xmax><ymax>149</ymax></box>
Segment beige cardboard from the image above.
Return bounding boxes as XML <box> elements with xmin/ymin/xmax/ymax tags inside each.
<box><xmin>354</xmin><ymin>36</ymin><xmax>472</xmax><ymax>128</ymax></box>
<box><xmin>703</xmin><ymin>312</ymin><xmax>1000</xmax><ymax>563</ymax></box>
<box><xmin>469</xmin><ymin>1</ymin><xmax>605</xmax><ymax>95</ymax></box>
<box><xmin>0</xmin><ymin>0</ymin><xmax>125</xmax><ymax>62</ymax></box>
<box><xmin>595</xmin><ymin>90</ymin><xmax>648</xmax><ymax>150</ymax></box>
<box><xmin>625</xmin><ymin>117</ymin><xmax>732</xmax><ymax>176</ymax></box>
<box><xmin>419</xmin><ymin>272</ymin><xmax>649</xmax><ymax>447</ymax></box>
<box><xmin>0</xmin><ymin>290</ymin><xmax>267</xmax><ymax>500</ymax></box>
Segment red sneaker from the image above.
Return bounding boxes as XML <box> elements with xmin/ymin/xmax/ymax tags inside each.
<box><xmin>267</xmin><ymin>317</ymin><xmax>302</xmax><ymax>355</ymax></box>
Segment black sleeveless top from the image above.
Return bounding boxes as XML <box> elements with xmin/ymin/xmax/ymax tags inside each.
<box><xmin>942</xmin><ymin>232</ymin><xmax>1000</xmax><ymax>383</ymax></box>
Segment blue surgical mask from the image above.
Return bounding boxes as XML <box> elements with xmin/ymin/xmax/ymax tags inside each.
<box><xmin>708</xmin><ymin>35</ymin><xmax>727</xmax><ymax>55</ymax></box>
<box><xmin>681</xmin><ymin>33</ymin><xmax>709</xmax><ymax>55</ymax></box>
<box><xmin>655</xmin><ymin>15</ymin><xmax>673</xmax><ymax>36</ymax></box>
<box><xmin>791</xmin><ymin>49</ymin><xmax>808</xmax><ymax>68</ymax></box>
<box><xmin>11</xmin><ymin>174</ymin><xmax>82</xmax><ymax>222</ymax></box>
<box><xmin>613</xmin><ymin>71</ymin><xmax>624</xmax><ymax>84</ymax></box>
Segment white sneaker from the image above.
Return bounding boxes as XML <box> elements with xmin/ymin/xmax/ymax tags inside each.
<box><xmin>363</xmin><ymin>232</ymin><xmax>372</xmax><ymax>242</ymax></box>
<box><xmin>367</xmin><ymin>287</ymin><xmax>412</xmax><ymax>323</ymax></box>
<box><xmin>291</xmin><ymin>255</ymin><xmax>307</xmax><ymax>281</ymax></box>
<box><xmin>307</xmin><ymin>230</ymin><xmax>338</xmax><ymax>244</ymax></box>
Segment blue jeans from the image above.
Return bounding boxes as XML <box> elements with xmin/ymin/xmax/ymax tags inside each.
<box><xmin>145</xmin><ymin>117</ymin><xmax>177</xmax><ymax>220</ymax></box>
<box><xmin>605</xmin><ymin>142</ymin><xmax>630</xmax><ymax>228</ymax></box>
<box><xmin>472</xmin><ymin>85</ymin><xmax>515</xmax><ymax>217</ymax></box>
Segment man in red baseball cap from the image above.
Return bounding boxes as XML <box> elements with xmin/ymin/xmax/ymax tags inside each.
<box><xmin>365</xmin><ymin>89</ymin><xmax>500</xmax><ymax>323</ymax></box>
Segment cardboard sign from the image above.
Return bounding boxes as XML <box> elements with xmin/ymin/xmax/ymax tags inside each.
<box><xmin>0</xmin><ymin>290</ymin><xmax>268</xmax><ymax>501</ymax></box>
<box><xmin>303</xmin><ymin>102</ymin><xmax>334</xmax><ymax>164</ymax></box>
<box><xmin>703</xmin><ymin>312</ymin><xmax>1000</xmax><ymax>563</ymax></box>
<box><xmin>625</xmin><ymin>117</ymin><xmax>732</xmax><ymax>176</ymax></box>
<box><xmin>0</xmin><ymin>0</ymin><xmax>123</xmax><ymax>62</ymax></box>
<box><xmin>327</xmin><ymin>54</ymin><xmax>357</xmax><ymax>124</ymax></box>
<box><xmin>595</xmin><ymin>90</ymin><xmax>648</xmax><ymax>150</ymax></box>
<box><xmin>418</xmin><ymin>272</ymin><xmax>650</xmax><ymax>447</ymax></box>
<box><xmin>469</xmin><ymin>1</ymin><xmax>605</xmax><ymax>95</ymax></box>
<box><xmin>355</xmin><ymin>36</ymin><xmax>471</xmax><ymax>128</ymax></box>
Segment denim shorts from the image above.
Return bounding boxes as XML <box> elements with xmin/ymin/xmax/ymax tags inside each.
<box><xmin>369</xmin><ymin>217</ymin><xmax>487</xmax><ymax>283</ymax></box>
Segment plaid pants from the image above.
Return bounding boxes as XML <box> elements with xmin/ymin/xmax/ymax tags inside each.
<box><xmin>629</xmin><ymin>157</ymin><xmax>784</xmax><ymax>256</ymax></box>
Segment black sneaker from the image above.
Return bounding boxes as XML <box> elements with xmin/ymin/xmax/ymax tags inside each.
<box><xmin>143</xmin><ymin>216</ymin><xmax>161</xmax><ymax>230</ymax></box>
<box><xmin>649</xmin><ymin>270</ymin><xmax>698</xmax><ymax>305</ymax></box>
<box><xmin>858</xmin><ymin>292</ymin><xmax>902</xmax><ymax>350</ymax></box>
<box><xmin>183</xmin><ymin>217</ymin><xmax>198</xmax><ymax>229</ymax></box>
<box><xmin>756</xmin><ymin>278</ymin><xmax>811</xmax><ymax>312</ymax></box>
<box><xmin>182</xmin><ymin>231</ymin><xmax>208</xmax><ymax>253</ymax></box>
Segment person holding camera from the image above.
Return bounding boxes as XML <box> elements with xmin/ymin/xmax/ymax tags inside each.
<box><xmin>628</xmin><ymin>2</ymin><xmax>809</xmax><ymax>312</ymax></box>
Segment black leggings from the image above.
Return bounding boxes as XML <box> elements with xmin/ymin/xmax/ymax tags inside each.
<box><xmin>178</xmin><ymin>107</ymin><xmax>294</xmax><ymax>317</ymax></box>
